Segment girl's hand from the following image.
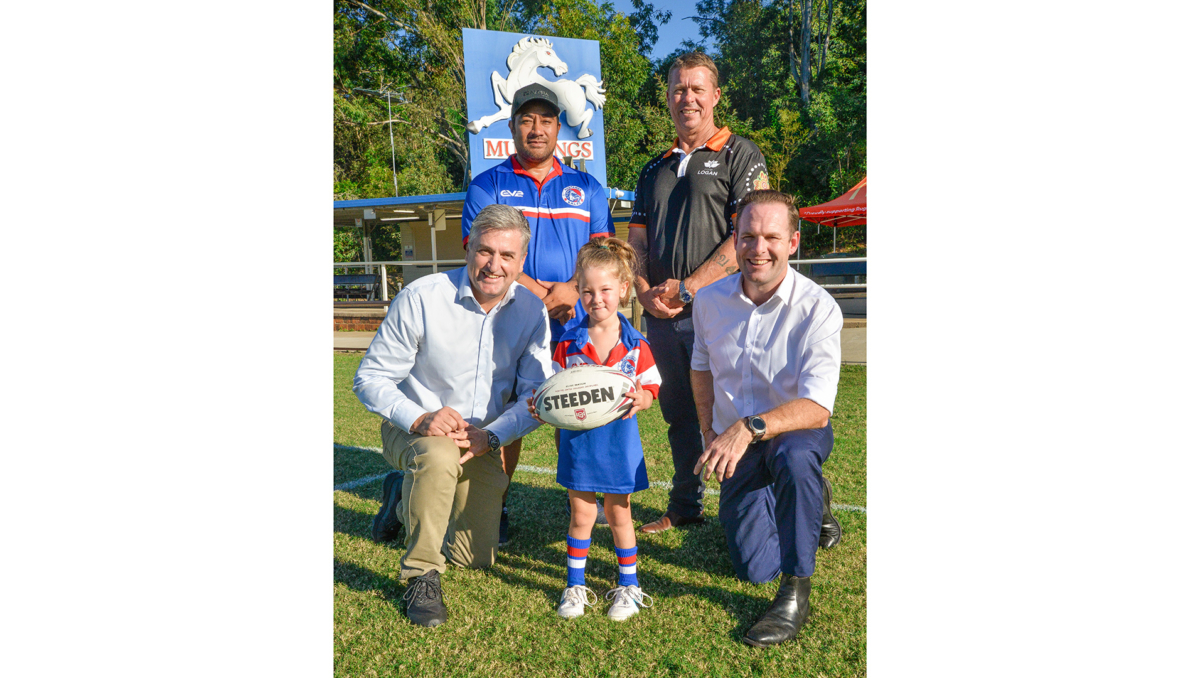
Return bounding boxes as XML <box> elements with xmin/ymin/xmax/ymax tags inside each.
<box><xmin>621</xmin><ymin>381</ymin><xmax>654</xmax><ymax>419</ymax></box>
<box><xmin>526</xmin><ymin>396</ymin><xmax>547</xmax><ymax>425</ymax></box>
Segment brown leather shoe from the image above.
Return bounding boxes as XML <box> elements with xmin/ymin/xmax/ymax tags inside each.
<box><xmin>638</xmin><ymin>510</ymin><xmax>705</xmax><ymax>534</ymax></box>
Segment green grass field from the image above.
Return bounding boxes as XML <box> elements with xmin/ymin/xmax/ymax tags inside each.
<box><xmin>334</xmin><ymin>353</ymin><xmax>866</xmax><ymax>677</ymax></box>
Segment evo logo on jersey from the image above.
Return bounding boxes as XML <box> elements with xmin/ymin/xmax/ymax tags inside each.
<box><xmin>500</xmin><ymin>189</ymin><xmax>525</xmax><ymax>197</ymax></box>
<box><xmin>542</xmin><ymin>386</ymin><xmax>616</xmax><ymax>412</ymax></box>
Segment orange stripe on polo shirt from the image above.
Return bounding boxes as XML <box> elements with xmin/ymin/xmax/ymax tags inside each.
<box><xmin>705</xmin><ymin>126</ymin><xmax>732</xmax><ymax>151</ymax></box>
<box><xmin>627</xmin><ymin>222</ymin><xmax>647</xmax><ymax>229</ymax></box>
<box><xmin>660</xmin><ymin>126</ymin><xmax>732</xmax><ymax>158</ymax></box>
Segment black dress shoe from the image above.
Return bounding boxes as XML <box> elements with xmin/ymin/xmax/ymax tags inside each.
<box><xmin>403</xmin><ymin>570</ymin><xmax>447</xmax><ymax>627</ymax></box>
<box><xmin>564</xmin><ymin>496</ymin><xmax>609</xmax><ymax>525</ymax></box>
<box><xmin>371</xmin><ymin>471</ymin><xmax>404</xmax><ymax>543</ymax></box>
<box><xmin>742</xmin><ymin>575</ymin><xmax>811</xmax><ymax>647</ymax></box>
<box><xmin>819</xmin><ymin>476</ymin><xmax>842</xmax><ymax>549</ymax></box>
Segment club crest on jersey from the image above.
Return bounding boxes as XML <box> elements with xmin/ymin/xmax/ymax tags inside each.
<box><xmin>753</xmin><ymin>170</ymin><xmax>770</xmax><ymax>190</ymax></box>
<box><xmin>619</xmin><ymin>357</ymin><xmax>636</xmax><ymax>378</ymax></box>
<box><xmin>500</xmin><ymin>189</ymin><xmax>524</xmax><ymax>197</ymax></box>
<box><xmin>704</xmin><ymin>160</ymin><xmax>719</xmax><ymax>168</ymax></box>
<box><xmin>562</xmin><ymin>186</ymin><xmax>585</xmax><ymax>206</ymax></box>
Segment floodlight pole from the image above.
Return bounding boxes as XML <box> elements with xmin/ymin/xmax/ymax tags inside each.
<box><xmin>353</xmin><ymin>87</ymin><xmax>403</xmax><ymax>197</ymax></box>
<box><xmin>387</xmin><ymin>92</ymin><xmax>398</xmax><ymax>197</ymax></box>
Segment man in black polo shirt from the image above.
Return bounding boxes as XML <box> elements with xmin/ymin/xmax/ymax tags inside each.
<box><xmin>631</xmin><ymin>53</ymin><xmax>843</xmax><ymax>546</ymax></box>
<box><xmin>630</xmin><ymin>52</ymin><xmax>772</xmax><ymax>534</ymax></box>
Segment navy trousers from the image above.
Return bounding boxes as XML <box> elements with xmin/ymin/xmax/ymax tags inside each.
<box><xmin>718</xmin><ymin>424</ymin><xmax>834</xmax><ymax>583</ymax></box>
<box><xmin>644</xmin><ymin>315</ymin><xmax>706</xmax><ymax>519</ymax></box>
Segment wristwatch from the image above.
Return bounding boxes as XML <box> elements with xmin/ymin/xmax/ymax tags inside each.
<box><xmin>744</xmin><ymin>415</ymin><xmax>767</xmax><ymax>443</ymax></box>
<box><xmin>485</xmin><ymin>429</ymin><xmax>501</xmax><ymax>453</ymax></box>
<box><xmin>678</xmin><ymin>279</ymin><xmax>694</xmax><ymax>304</ymax></box>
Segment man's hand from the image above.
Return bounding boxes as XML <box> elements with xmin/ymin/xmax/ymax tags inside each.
<box><xmin>537</xmin><ymin>280</ymin><xmax>579</xmax><ymax>323</ymax></box>
<box><xmin>652</xmin><ymin>278</ymin><xmax>688</xmax><ymax>310</ymax></box>
<box><xmin>637</xmin><ymin>284</ymin><xmax>682</xmax><ymax>319</ymax></box>
<box><xmin>620</xmin><ymin>381</ymin><xmax>654</xmax><ymax>419</ymax></box>
<box><xmin>526</xmin><ymin>396</ymin><xmax>548</xmax><ymax>426</ymax></box>
<box><xmin>457</xmin><ymin>425</ymin><xmax>493</xmax><ymax>466</ymax></box>
<box><xmin>693</xmin><ymin>420</ymin><xmax>754</xmax><ymax>482</ymax></box>
<box><xmin>411</xmin><ymin>406</ymin><xmax>469</xmax><ymax>445</ymax></box>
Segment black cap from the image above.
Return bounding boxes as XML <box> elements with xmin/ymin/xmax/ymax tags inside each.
<box><xmin>510</xmin><ymin>84</ymin><xmax>560</xmax><ymax>117</ymax></box>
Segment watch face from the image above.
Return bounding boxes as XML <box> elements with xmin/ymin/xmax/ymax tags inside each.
<box><xmin>748</xmin><ymin>416</ymin><xmax>766</xmax><ymax>437</ymax></box>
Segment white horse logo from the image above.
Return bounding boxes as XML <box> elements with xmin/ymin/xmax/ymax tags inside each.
<box><xmin>466</xmin><ymin>36</ymin><xmax>607</xmax><ymax>139</ymax></box>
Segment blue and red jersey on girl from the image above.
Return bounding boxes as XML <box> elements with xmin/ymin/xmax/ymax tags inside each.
<box><xmin>551</xmin><ymin>312</ymin><xmax>661</xmax><ymax>494</ymax></box>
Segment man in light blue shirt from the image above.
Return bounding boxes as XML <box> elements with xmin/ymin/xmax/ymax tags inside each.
<box><xmin>354</xmin><ymin>204</ymin><xmax>552</xmax><ymax>628</ymax></box>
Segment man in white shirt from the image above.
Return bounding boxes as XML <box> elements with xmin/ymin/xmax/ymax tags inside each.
<box><xmin>353</xmin><ymin>204</ymin><xmax>552</xmax><ymax>628</ymax></box>
<box><xmin>690</xmin><ymin>189</ymin><xmax>843</xmax><ymax>647</ymax></box>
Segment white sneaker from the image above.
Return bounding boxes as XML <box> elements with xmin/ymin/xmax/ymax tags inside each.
<box><xmin>605</xmin><ymin>585</ymin><xmax>653</xmax><ymax>621</ymax></box>
<box><xmin>557</xmin><ymin>585</ymin><xmax>597</xmax><ymax>619</ymax></box>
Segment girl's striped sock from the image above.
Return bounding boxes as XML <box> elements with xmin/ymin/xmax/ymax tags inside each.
<box><xmin>615</xmin><ymin>545</ymin><xmax>639</xmax><ymax>587</ymax></box>
<box><xmin>566</xmin><ymin>536</ymin><xmax>590</xmax><ymax>587</ymax></box>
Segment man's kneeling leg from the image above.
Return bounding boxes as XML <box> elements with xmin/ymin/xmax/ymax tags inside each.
<box><xmin>445</xmin><ymin>443</ymin><xmax>510</xmax><ymax>570</ymax></box>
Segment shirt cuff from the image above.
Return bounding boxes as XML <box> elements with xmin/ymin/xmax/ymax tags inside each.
<box><xmin>486</xmin><ymin>405</ymin><xmax>539</xmax><ymax>447</ymax></box>
<box><xmin>797</xmin><ymin>379</ymin><xmax>837</xmax><ymax>416</ymax></box>
<box><xmin>391</xmin><ymin>400</ymin><xmax>429</xmax><ymax>435</ymax></box>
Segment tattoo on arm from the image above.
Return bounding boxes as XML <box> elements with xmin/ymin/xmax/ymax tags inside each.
<box><xmin>715</xmin><ymin>253</ymin><xmax>738</xmax><ymax>276</ymax></box>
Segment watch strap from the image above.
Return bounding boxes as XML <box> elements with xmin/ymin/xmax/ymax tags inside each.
<box><xmin>679</xmin><ymin>279</ymin><xmax>693</xmax><ymax>304</ymax></box>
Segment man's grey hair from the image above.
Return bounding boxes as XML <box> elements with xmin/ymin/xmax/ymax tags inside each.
<box><xmin>466</xmin><ymin>204</ymin><xmax>531</xmax><ymax>255</ymax></box>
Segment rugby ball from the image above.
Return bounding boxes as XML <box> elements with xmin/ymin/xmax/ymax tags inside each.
<box><xmin>533</xmin><ymin>365</ymin><xmax>637</xmax><ymax>431</ymax></box>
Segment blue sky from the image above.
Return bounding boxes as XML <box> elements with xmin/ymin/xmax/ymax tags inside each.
<box><xmin>609</xmin><ymin>0</ymin><xmax>710</xmax><ymax>60</ymax></box>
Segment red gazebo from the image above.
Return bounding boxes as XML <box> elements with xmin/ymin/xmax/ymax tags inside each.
<box><xmin>797</xmin><ymin>176</ymin><xmax>866</xmax><ymax>228</ymax></box>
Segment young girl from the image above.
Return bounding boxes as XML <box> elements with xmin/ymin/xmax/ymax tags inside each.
<box><xmin>531</xmin><ymin>238</ymin><xmax>661</xmax><ymax>621</ymax></box>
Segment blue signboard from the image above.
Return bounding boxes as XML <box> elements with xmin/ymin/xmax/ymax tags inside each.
<box><xmin>462</xmin><ymin>28</ymin><xmax>608</xmax><ymax>188</ymax></box>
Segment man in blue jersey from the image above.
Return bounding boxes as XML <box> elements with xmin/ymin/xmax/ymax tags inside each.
<box><xmin>461</xmin><ymin>84</ymin><xmax>615</xmax><ymax>543</ymax></box>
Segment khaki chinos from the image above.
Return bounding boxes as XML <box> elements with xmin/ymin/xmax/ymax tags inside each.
<box><xmin>381</xmin><ymin>420</ymin><xmax>510</xmax><ymax>583</ymax></box>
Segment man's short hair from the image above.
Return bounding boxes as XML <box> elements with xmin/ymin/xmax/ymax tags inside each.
<box><xmin>467</xmin><ymin>204</ymin><xmax>532</xmax><ymax>254</ymax></box>
<box><xmin>669</xmin><ymin>52</ymin><xmax>720</xmax><ymax>86</ymax></box>
<box><xmin>736</xmin><ymin>190</ymin><xmax>800</xmax><ymax>234</ymax></box>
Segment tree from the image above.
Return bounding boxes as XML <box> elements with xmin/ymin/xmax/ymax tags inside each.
<box><xmin>688</xmin><ymin>0</ymin><xmax>866</xmax><ymax>253</ymax></box>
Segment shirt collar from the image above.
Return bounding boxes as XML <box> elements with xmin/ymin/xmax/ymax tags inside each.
<box><xmin>454</xmin><ymin>266</ymin><xmax>518</xmax><ymax>312</ymax></box>
<box><xmin>509</xmin><ymin>154</ymin><xmax>563</xmax><ymax>188</ymax></box>
<box><xmin>559</xmin><ymin>311</ymin><xmax>646</xmax><ymax>356</ymax></box>
<box><xmin>737</xmin><ymin>267</ymin><xmax>796</xmax><ymax>308</ymax></box>
<box><xmin>662</xmin><ymin>126</ymin><xmax>733</xmax><ymax>159</ymax></box>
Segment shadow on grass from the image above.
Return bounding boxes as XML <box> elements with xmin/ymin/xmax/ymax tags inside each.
<box><xmin>336</xmin><ymin>474</ymin><xmax>775</xmax><ymax>637</ymax></box>
<box><xmin>334</xmin><ymin>558</ymin><xmax>402</xmax><ymax>600</ymax></box>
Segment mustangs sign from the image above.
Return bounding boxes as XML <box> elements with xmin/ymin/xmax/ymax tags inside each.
<box><xmin>463</xmin><ymin>28</ymin><xmax>608</xmax><ymax>188</ymax></box>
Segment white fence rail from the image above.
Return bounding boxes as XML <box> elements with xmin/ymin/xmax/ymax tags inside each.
<box><xmin>334</xmin><ymin>256</ymin><xmax>866</xmax><ymax>301</ymax></box>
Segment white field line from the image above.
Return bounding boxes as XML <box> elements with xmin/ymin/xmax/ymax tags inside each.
<box><xmin>333</xmin><ymin>443</ymin><xmax>867</xmax><ymax>513</ymax></box>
